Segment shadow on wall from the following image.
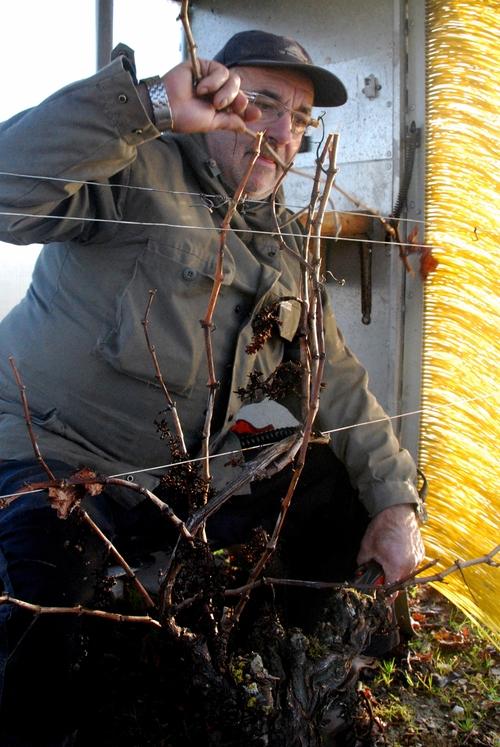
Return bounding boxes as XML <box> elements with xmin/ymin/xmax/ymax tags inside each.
<box><xmin>0</xmin><ymin>244</ymin><xmax>41</xmax><ymax>320</ymax></box>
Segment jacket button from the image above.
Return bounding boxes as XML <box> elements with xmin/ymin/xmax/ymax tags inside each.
<box><xmin>182</xmin><ymin>268</ymin><xmax>196</xmax><ymax>281</ymax></box>
<box><xmin>118</xmin><ymin>93</ymin><xmax>128</xmax><ymax>103</ymax></box>
<box><xmin>234</xmin><ymin>304</ymin><xmax>242</xmax><ymax>314</ymax></box>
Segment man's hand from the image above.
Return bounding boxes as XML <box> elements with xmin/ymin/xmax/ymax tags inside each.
<box><xmin>356</xmin><ymin>504</ymin><xmax>425</xmax><ymax>585</ymax></box>
<box><xmin>161</xmin><ymin>59</ymin><xmax>261</xmax><ymax>134</ymax></box>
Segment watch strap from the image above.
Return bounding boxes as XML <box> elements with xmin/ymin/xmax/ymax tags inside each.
<box><xmin>141</xmin><ymin>76</ymin><xmax>174</xmax><ymax>132</ymax></box>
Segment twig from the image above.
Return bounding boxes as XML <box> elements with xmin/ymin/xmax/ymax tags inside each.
<box><xmin>385</xmin><ymin>544</ymin><xmax>500</xmax><ymax>594</ymax></box>
<box><xmin>359</xmin><ymin>688</ymin><xmax>387</xmax><ymax>743</ymax></box>
<box><xmin>16</xmin><ymin>469</ymin><xmax>193</xmax><ymax>611</ymax></box>
<box><xmin>77</xmin><ymin>506</ymin><xmax>155</xmax><ymax>609</ymax></box>
<box><xmin>163</xmin><ymin>131</ymin><xmax>266</xmax><ymax>629</ymax></box>
<box><xmin>187</xmin><ymin>433</ymin><xmax>300</xmax><ymax>534</ymax></box>
<box><xmin>178</xmin><ymin>0</ymin><xmax>202</xmax><ymax>84</ymax></box>
<box><xmin>142</xmin><ymin>289</ymin><xmax>187</xmax><ymax>455</ymax></box>
<box><xmin>223</xmin><ymin>547</ymin><xmax>499</xmax><ymax>597</ymax></box>
<box><xmin>7</xmin><ymin>358</ymin><xmax>162</xmax><ymax>611</ymax></box>
<box><xmin>3</xmin><ymin>547</ymin><xmax>496</xmax><ymax>631</ymax></box>
<box><xmin>27</xmin><ymin>475</ymin><xmax>194</xmax><ymax>544</ymax></box>
<box><xmin>296</xmin><ymin>137</ymin><xmax>331</xmax><ymax>425</ymax></box>
<box><xmin>0</xmin><ymin>492</ymin><xmax>28</xmax><ymax>510</ymax></box>
<box><xmin>8</xmin><ymin>356</ymin><xmax>55</xmax><ymax>480</ymax></box>
<box><xmin>0</xmin><ymin>594</ymin><xmax>161</xmax><ymax>628</ymax></box>
<box><xmin>158</xmin><ymin>533</ymin><xmax>184</xmax><ymax>623</ymax></box>
<box><xmin>307</xmin><ymin>135</ymin><xmax>337</xmax><ymax>396</ymax></box>
<box><xmin>22</xmin><ymin>470</ymin><xmax>195</xmax><ymax>626</ymax></box>
<box><xmin>227</xmin><ymin>136</ymin><xmax>340</xmax><ymax>631</ymax></box>
<box><xmin>198</xmin><ymin>130</ymin><xmax>264</xmax><ymax>488</ymax></box>
<box><xmin>293</xmin><ymin>137</ymin><xmax>337</xmax><ymax>457</ymax></box>
<box><xmin>388</xmin><ymin>220</ymin><xmax>413</xmax><ymax>273</ymax></box>
<box><xmin>282</xmin><ymin>165</ymin><xmax>404</xmax><ymax>250</ymax></box>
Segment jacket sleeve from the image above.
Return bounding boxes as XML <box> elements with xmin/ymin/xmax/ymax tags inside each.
<box><xmin>0</xmin><ymin>56</ymin><xmax>158</xmax><ymax>245</ymax></box>
<box><xmin>317</xmin><ymin>290</ymin><xmax>420</xmax><ymax>517</ymax></box>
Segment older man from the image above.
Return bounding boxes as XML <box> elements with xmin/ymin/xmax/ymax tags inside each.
<box><xmin>0</xmin><ymin>30</ymin><xmax>424</xmax><ymax>743</ymax></box>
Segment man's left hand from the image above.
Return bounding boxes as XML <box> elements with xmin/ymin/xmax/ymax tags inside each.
<box><xmin>356</xmin><ymin>504</ymin><xmax>425</xmax><ymax>585</ymax></box>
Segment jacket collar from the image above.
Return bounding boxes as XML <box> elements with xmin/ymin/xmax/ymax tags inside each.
<box><xmin>169</xmin><ymin>133</ymin><xmax>289</xmax><ymax>236</ymax></box>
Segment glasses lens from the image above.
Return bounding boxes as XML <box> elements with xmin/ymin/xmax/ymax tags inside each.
<box><xmin>251</xmin><ymin>93</ymin><xmax>309</xmax><ymax>135</ymax></box>
<box><xmin>291</xmin><ymin>112</ymin><xmax>309</xmax><ymax>134</ymax></box>
<box><xmin>253</xmin><ymin>95</ymin><xmax>280</xmax><ymax>122</ymax></box>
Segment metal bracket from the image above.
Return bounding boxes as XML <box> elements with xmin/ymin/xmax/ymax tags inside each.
<box><xmin>362</xmin><ymin>74</ymin><xmax>382</xmax><ymax>99</ymax></box>
<box><xmin>405</xmin><ymin>120</ymin><xmax>422</xmax><ymax>149</ymax></box>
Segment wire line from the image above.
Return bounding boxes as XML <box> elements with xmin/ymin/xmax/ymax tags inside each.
<box><xmin>0</xmin><ymin>208</ymin><xmax>445</xmax><ymax>253</ymax></box>
<box><xmin>0</xmin><ymin>389</ymin><xmax>497</xmax><ymax>503</ymax></box>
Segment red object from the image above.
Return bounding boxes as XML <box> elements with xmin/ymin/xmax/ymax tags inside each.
<box><xmin>230</xmin><ymin>419</ymin><xmax>275</xmax><ymax>436</ymax></box>
<box><xmin>406</xmin><ymin>226</ymin><xmax>439</xmax><ymax>280</ymax></box>
<box><xmin>354</xmin><ymin>561</ymin><xmax>385</xmax><ymax>586</ymax></box>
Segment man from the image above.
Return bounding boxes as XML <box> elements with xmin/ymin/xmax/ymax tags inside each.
<box><xmin>0</xmin><ymin>30</ymin><xmax>424</xmax><ymax>742</ymax></box>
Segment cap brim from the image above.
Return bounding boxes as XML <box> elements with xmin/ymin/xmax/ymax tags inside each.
<box><xmin>232</xmin><ymin>58</ymin><xmax>347</xmax><ymax>107</ymax></box>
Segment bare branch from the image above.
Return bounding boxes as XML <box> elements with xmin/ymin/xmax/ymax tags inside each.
<box><xmin>0</xmin><ymin>594</ymin><xmax>161</xmax><ymax>628</ymax></box>
<box><xmin>385</xmin><ymin>544</ymin><xmax>500</xmax><ymax>594</ymax></box>
<box><xmin>224</xmin><ymin>547</ymin><xmax>499</xmax><ymax>598</ymax></box>
<box><xmin>6</xmin><ymin>361</ymin><xmax>155</xmax><ymax>609</ymax></box>
<box><xmin>8</xmin><ymin>356</ymin><xmax>55</xmax><ymax>481</ymax></box>
<box><xmin>158</xmin><ymin>534</ymin><xmax>184</xmax><ymax>623</ymax></box>
<box><xmin>26</xmin><ymin>474</ymin><xmax>194</xmax><ymax>544</ymax></box>
<box><xmin>178</xmin><ymin>0</ymin><xmax>202</xmax><ymax>84</ymax></box>
<box><xmin>77</xmin><ymin>507</ymin><xmax>155</xmax><ymax>609</ymax></box>
<box><xmin>226</xmin><ymin>136</ymin><xmax>340</xmax><ymax>631</ymax></box>
<box><xmin>198</xmin><ymin>130</ymin><xmax>264</xmax><ymax>488</ymax></box>
<box><xmin>2</xmin><ymin>547</ymin><xmax>497</xmax><ymax>634</ymax></box>
<box><xmin>142</xmin><ymin>289</ymin><xmax>187</xmax><ymax>455</ymax></box>
<box><xmin>187</xmin><ymin>433</ymin><xmax>300</xmax><ymax>534</ymax></box>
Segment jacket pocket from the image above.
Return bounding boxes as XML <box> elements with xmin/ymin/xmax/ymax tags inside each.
<box><xmin>96</xmin><ymin>239</ymin><xmax>236</xmax><ymax>396</ymax></box>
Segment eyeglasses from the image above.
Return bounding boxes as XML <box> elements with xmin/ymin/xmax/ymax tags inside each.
<box><xmin>242</xmin><ymin>90</ymin><xmax>319</xmax><ymax>136</ymax></box>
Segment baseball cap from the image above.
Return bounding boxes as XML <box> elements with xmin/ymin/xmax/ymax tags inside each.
<box><xmin>213</xmin><ymin>29</ymin><xmax>347</xmax><ymax>107</ymax></box>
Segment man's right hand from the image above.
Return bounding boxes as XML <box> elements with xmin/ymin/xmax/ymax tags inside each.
<box><xmin>161</xmin><ymin>59</ymin><xmax>261</xmax><ymax>134</ymax></box>
<box><xmin>356</xmin><ymin>503</ymin><xmax>425</xmax><ymax>587</ymax></box>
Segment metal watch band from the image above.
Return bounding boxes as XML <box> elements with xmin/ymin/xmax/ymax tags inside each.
<box><xmin>141</xmin><ymin>76</ymin><xmax>174</xmax><ymax>132</ymax></box>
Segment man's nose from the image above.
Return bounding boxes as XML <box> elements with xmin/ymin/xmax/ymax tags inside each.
<box><xmin>265</xmin><ymin>111</ymin><xmax>295</xmax><ymax>145</ymax></box>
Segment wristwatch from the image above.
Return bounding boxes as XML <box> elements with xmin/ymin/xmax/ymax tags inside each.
<box><xmin>141</xmin><ymin>76</ymin><xmax>174</xmax><ymax>132</ymax></box>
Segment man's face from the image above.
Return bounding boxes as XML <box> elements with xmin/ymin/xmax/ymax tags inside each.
<box><xmin>205</xmin><ymin>66</ymin><xmax>314</xmax><ymax>200</ymax></box>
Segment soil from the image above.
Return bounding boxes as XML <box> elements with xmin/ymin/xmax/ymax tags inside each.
<box><xmin>362</xmin><ymin>586</ymin><xmax>500</xmax><ymax>747</ymax></box>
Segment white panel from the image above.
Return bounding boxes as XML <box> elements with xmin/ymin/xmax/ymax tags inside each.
<box><xmin>319</xmin><ymin>55</ymin><xmax>394</xmax><ymax>163</ymax></box>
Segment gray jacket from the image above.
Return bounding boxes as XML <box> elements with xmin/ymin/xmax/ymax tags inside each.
<box><xmin>0</xmin><ymin>57</ymin><xmax>419</xmax><ymax>515</ymax></box>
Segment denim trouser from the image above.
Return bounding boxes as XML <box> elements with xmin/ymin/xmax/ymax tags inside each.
<box><xmin>0</xmin><ymin>450</ymin><xmax>367</xmax><ymax>744</ymax></box>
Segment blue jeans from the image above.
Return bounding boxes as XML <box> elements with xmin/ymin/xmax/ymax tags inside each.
<box><xmin>0</xmin><ymin>459</ymin><xmax>173</xmax><ymax>745</ymax></box>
